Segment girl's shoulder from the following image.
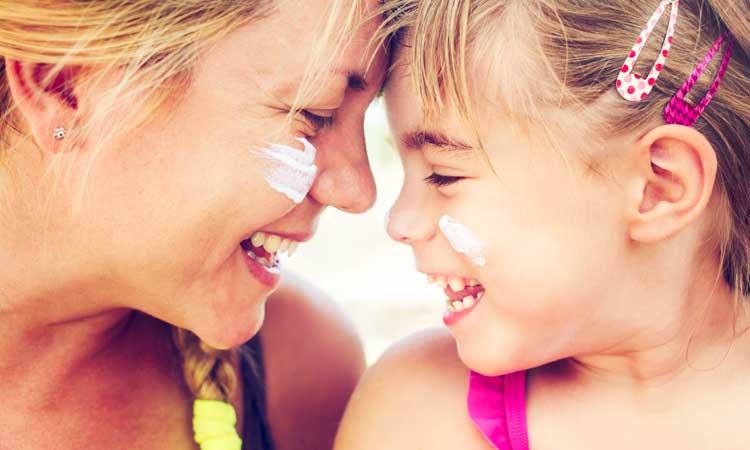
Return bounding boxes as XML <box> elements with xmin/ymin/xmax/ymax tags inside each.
<box><xmin>334</xmin><ymin>327</ymin><xmax>496</xmax><ymax>450</ymax></box>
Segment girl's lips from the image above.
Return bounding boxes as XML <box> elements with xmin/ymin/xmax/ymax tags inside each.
<box><xmin>242</xmin><ymin>250</ymin><xmax>280</xmax><ymax>288</ymax></box>
<box><xmin>443</xmin><ymin>294</ymin><xmax>483</xmax><ymax>326</ymax></box>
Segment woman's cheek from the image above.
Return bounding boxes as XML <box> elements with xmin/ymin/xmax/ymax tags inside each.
<box><xmin>254</xmin><ymin>137</ymin><xmax>318</xmax><ymax>204</ymax></box>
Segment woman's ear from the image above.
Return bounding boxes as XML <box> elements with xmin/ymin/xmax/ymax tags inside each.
<box><xmin>624</xmin><ymin>124</ymin><xmax>718</xmax><ymax>244</ymax></box>
<box><xmin>4</xmin><ymin>59</ymin><xmax>79</xmax><ymax>153</ymax></box>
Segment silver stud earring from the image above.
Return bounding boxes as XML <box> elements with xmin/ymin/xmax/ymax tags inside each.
<box><xmin>53</xmin><ymin>127</ymin><xmax>66</xmax><ymax>140</ymax></box>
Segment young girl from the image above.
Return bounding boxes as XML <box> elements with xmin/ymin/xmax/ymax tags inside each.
<box><xmin>335</xmin><ymin>1</ymin><xmax>750</xmax><ymax>449</ymax></box>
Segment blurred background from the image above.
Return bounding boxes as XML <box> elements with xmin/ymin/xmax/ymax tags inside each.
<box><xmin>286</xmin><ymin>99</ymin><xmax>444</xmax><ymax>364</ymax></box>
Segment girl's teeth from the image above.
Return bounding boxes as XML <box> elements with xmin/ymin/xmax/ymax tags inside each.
<box><xmin>449</xmin><ymin>278</ymin><xmax>465</xmax><ymax>292</ymax></box>
<box><xmin>263</xmin><ymin>235</ymin><xmax>282</xmax><ymax>253</ymax></box>
<box><xmin>468</xmin><ymin>279</ymin><xmax>479</xmax><ymax>287</ymax></box>
<box><xmin>445</xmin><ymin>289</ymin><xmax>485</xmax><ymax>313</ymax></box>
<box><xmin>428</xmin><ymin>274</ymin><xmax>436</xmax><ymax>284</ymax></box>
<box><xmin>435</xmin><ymin>276</ymin><xmax>447</xmax><ymax>289</ymax></box>
<box><xmin>279</xmin><ymin>238</ymin><xmax>291</xmax><ymax>253</ymax></box>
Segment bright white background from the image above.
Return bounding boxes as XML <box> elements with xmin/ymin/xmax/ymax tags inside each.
<box><xmin>286</xmin><ymin>100</ymin><xmax>444</xmax><ymax>363</ymax></box>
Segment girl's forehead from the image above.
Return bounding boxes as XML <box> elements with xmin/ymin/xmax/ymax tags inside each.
<box><xmin>385</xmin><ymin>59</ymin><xmax>478</xmax><ymax>146</ymax></box>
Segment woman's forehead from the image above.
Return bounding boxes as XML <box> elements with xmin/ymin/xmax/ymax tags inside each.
<box><xmin>198</xmin><ymin>0</ymin><xmax>384</xmax><ymax>102</ymax></box>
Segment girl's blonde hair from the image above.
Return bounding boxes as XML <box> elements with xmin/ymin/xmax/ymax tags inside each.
<box><xmin>1</xmin><ymin>0</ymin><xmax>362</xmax><ymax>406</ymax></box>
<box><xmin>375</xmin><ymin>0</ymin><xmax>750</xmax><ymax>302</ymax></box>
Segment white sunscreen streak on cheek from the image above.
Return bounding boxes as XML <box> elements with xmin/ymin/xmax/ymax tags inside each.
<box><xmin>256</xmin><ymin>137</ymin><xmax>318</xmax><ymax>204</ymax></box>
<box><xmin>438</xmin><ymin>215</ymin><xmax>486</xmax><ymax>267</ymax></box>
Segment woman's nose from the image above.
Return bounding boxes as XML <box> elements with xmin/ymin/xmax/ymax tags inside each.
<box><xmin>308</xmin><ymin>116</ymin><xmax>376</xmax><ymax>213</ymax></box>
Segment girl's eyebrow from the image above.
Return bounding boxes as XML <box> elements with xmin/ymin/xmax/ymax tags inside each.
<box><xmin>400</xmin><ymin>129</ymin><xmax>473</xmax><ymax>154</ymax></box>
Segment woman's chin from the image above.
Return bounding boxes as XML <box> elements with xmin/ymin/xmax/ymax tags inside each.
<box><xmin>189</xmin><ymin>300</ymin><xmax>267</xmax><ymax>350</ymax></box>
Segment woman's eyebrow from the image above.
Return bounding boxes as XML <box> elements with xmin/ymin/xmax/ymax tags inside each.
<box><xmin>337</xmin><ymin>69</ymin><xmax>369</xmax><ymax>92</ymax></box>
<box><xmin>273</xmin><ymin>68</ymin><xmax>368</xmax><ymax>99</ymax></box>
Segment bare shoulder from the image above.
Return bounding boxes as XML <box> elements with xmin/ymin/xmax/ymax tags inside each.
<box><xmin>259</xmin><ymin>272</ymin><xmax>365</xmax><ymax>450</ymax></box>
<box><xmin>334</xmin><ymin>327</ymin><xmax>493</xmax><ymax>450</ymax></box>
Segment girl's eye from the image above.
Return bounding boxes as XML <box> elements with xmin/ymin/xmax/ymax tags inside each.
<box><xmin>424</xmin><ymin>173</ymin><xmax>464</xmax><ymax>187</ymax></box>
<box><xmin>301</xmin><ymin>110</ymin><xmax>334</xmax><ymax>130</ymax></box>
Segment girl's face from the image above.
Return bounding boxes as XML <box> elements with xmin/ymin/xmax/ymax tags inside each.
<box><xmin>25</xmin><ymin>0</ymin><xmax>385</xmax><ymax>349</ymax></box>
<box><xmin>385</xmin><ymin>56</ymin><xmax>643</xmax><ymax>375</ymax></box>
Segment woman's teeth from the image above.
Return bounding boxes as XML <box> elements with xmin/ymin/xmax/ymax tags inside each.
<box><xmin>249</xmin><ymin>231</ymin><xmax>300</xmax><ymax>257</ymax></box>
<box><xmin>245</xmin><ymin>231</ymin><xmax>302</xmax><ymax>270</ymax></box>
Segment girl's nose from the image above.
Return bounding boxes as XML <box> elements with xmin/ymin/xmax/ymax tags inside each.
<box><xmin>386</xmin><ymin>188</ymin><xmax>436</xmax><ymax>244</ymax></box>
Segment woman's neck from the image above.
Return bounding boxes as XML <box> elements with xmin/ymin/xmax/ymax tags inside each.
<box><xmin>0</xmin><ymin>308</ymin><xmax>195</xmax><ymax>450</ymax></box>
<box><xmin>0</xmin><ymin>307</ymin><xmax>175</xmax><ymax>405</ymax></box>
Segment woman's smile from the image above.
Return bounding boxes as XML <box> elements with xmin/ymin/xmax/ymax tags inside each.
<box><xmin>240</xmin><ymin>231</ymin><xmax>307</xmax><ymax>287</ymax></box>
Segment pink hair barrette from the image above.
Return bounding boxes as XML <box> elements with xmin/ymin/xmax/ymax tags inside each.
<box><xmin>616</xmin><ymin>0</ymin><xmax>734</xmax><ymax>127</ymax></box>
<box><xmin>663</xmin><ymin>29</ymin><xmax>734</xmax><ymax>127</ymax></box>
<box><xmin>617</xmin><ymin>0</ymin><xmax>679</xmax><ymax>102</ymax></box>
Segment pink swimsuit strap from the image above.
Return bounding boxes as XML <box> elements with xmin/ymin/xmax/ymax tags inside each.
<box><xmin>467</xmin><ymin>370</ymin><xmax>529</xmax><ymax>450</ymax></box>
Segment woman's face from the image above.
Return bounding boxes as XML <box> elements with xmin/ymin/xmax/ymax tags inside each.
<box><xmin>43</xmin><ymin>0</ymin><xmax>385</xmax><ymax>348</ymax></box>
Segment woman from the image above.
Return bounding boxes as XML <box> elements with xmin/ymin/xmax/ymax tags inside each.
<box><xmin>0</xmin><ymin>1</ymin><xmax>385</xmax><ymax>449</ymax></box>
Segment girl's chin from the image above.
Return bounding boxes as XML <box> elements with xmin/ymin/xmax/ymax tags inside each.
<box><xmin>455</xmin><ymin>337</ymin><xmax>530</xmax><ymax>377</ymax></box>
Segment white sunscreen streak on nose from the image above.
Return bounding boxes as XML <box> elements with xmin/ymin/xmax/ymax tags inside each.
<box><xmin>257</xmin><ymin>137</ymin><xmax>318</xmax><ymax>204</ymax></box>
<box><xmin>438</xmin><ymin>215</ymin><xmax>486</xmax><ymax>267</ymax></box>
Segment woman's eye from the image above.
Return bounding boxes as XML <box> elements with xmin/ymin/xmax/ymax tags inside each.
<box><xmin>424</xmin><ymin>173</ymin><xmax>464</xmax><ymax>187</ymax></box>
<box><xmin>301</xmin><ymin>110</ymin><xmax>334</xmax><ymax>130</ymax></box>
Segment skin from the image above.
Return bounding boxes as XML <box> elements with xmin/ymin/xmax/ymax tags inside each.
<box><xmin>0</xmin><ymin>0</ymin><xmax>384</xmax><ymax>448</ymax></box>
<box><xmin>262</xmin><ymin>275</ymin><xmax>365</xmax><ymax>450</ymax></box>
<box><xmin>334</xmin><ymin>44</ymin><xmax>750</xmax><ymax>450</ymax></box>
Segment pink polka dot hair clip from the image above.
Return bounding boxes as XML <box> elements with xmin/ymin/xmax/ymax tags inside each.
<box><xmin>616</xmin><ymin>0</ymin><xmax>679</xmax><ymax>102</ymax></box>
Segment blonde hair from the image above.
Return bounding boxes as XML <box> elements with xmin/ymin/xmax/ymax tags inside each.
<box><xmin>376</xmin><ymin>0</ymin><xmax>750</xmax><ymax>302</ymax></box>
<box><xmin>0</xmin><ymin>0</ymin><xmax>364</xmax><ymax>407</ymax></box>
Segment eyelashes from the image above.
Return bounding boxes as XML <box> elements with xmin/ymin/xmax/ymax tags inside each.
<box><xmin>424</xmin><ymin>173</ymin><xmax>464</xmax><ymax>187</ymax></box>
<box><xmin>301</xmin><ymin>110</ymin><xmax>334</xmax><ymax>131</ymax></box>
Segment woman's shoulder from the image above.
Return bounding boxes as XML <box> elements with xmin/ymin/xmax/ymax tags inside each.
<box><xmin>257</xmin><ymin>273</ymin><xmax>366</xmax><ymax>450</ymax></box>
<box><xmin>334</xmin><ymin>327</ymin><xmax>495</xmax><ymax>450</ymax></box>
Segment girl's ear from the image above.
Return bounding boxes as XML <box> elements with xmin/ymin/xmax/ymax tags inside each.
<box><xmin>624</xmin><ymin>124</ymin><xmax>718</xmax><ymax>243</ymax></box>
<box><xmin>5</xmin><ymin>60</ymin><xmax>79</xmax><ymax>153</ymax></box>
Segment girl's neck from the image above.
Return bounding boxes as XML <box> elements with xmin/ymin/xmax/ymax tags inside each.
<box><xmin>570</xmin><ymin>273</ymin><xmax>749</xmax><ymax>389</ymax></box>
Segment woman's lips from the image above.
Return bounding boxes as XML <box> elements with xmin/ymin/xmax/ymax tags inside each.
<box><xmin>239</xmin><ymin>230</ymin><xmax>311</xmax><ymax>289</ymax></box>
<box><xmin>242</xmin><ymin>249</ymin><xmax>281</xmax><ymax>288</ymax></box>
